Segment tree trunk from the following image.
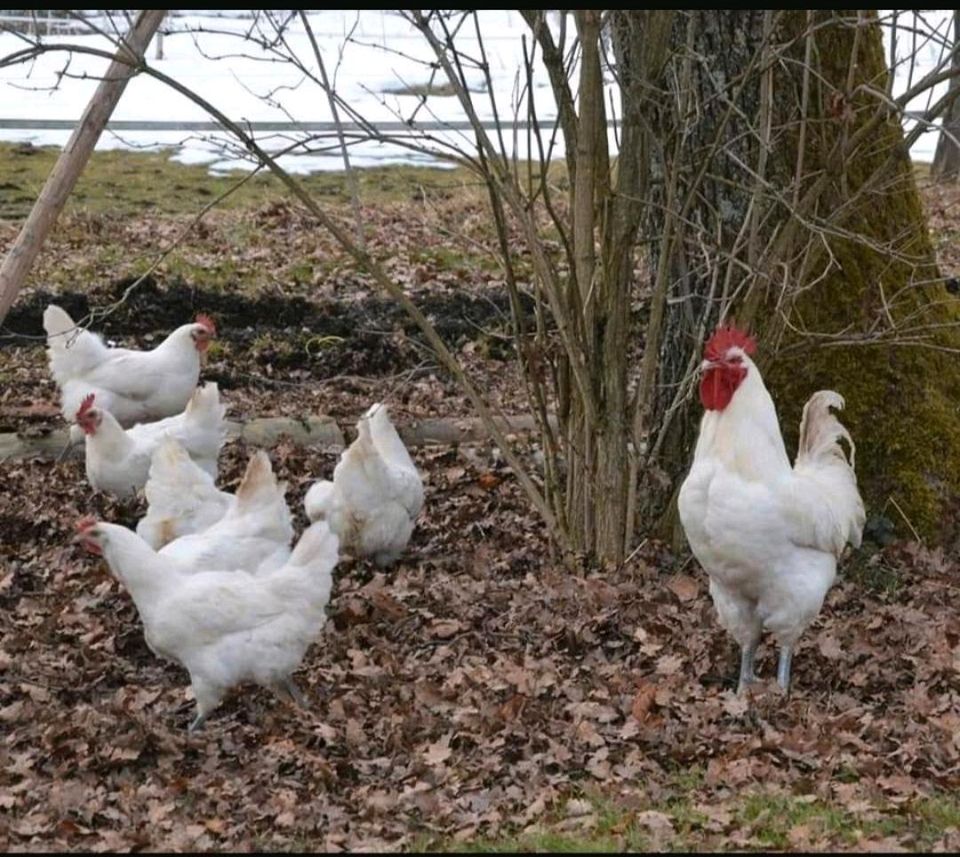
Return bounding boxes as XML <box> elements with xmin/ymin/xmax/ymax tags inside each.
<box><xmin>642</xmin><ymin>10</ymin><xmax>960</xmax><ymax>543</ymax></box>
<box><xmin>932</xmin><ymin>11</ymin><xmax>960</xmax><ymax>182</ymax></box>
<box><xmin>637</xmin><ymin>10</ymin><xmax>769</xmax><ymax>538</ymax></box>
<box><xmin>0</xmin><ymin>9</ymin><xmax>166</xmax><ymax>324</ymax></box>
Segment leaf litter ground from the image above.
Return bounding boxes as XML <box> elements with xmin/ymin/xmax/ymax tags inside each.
<box><xmin>2</xmin><ymin>183</ymin><xmax>960</xmax><ymax>852</ymax></box>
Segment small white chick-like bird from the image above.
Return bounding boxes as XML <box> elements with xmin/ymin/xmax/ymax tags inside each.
<box><xmin>678</xmin><ymin>324</ymin><xmax>865</xmax><ymax>694</ymax></box>
<box><xmin>77</xmin><ymin>382</ymin><xmax>226</xmax><ymax>499</ymax></box>
<box><xmin>304</xmin><ymin>402</ymin><xmax>423</xmax><ymax>566</ymax></box>
<box><xmin>75</xmin><ymin>516</ymin><xmax>339</xmax><ymax>731</ymax></box>
<box><xmin>136</xmin><ymin>437</ymin><xmax>236</xmax><ymax>550</ymax></box>
<box><xmin>44</xmin><ymin>303</ymin><xmax>216</xmax><ymax>439</ymax></box>
<box><xmin>157</xmin><ymin>447</ymin><xmax>294</xmax><ymax>576</ymax></box>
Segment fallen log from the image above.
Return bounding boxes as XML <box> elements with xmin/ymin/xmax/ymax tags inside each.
<box><xmin>0</xmin><ymin>413</ymin><xmax>552</xmax><ymax>463</ymax></box>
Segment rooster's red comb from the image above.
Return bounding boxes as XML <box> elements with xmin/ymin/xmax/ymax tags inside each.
<box><xmin>704</xmin><ymin>323</ymin><xmax>756</xmax><ymax>362</ymax></box>
<box><xmin>74</xmin><ymin>515</ymin><xmax>97</xmax><ymax>534</ymax></box>
<box><xmin>195</xmin><ymin>314</ymin><xmax>216</xmax><ymax>336</ymax></box>
<box><xmin>76</xmin><ymin>393</ymin><xmax>96</xmax><ymax>420</ymax></box>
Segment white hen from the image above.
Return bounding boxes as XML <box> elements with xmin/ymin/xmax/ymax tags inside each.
<box><xmin>136</xmin><ymin>437</ymin><xmax>236</xmax><ymax>550</ymax></box>
<box><xmin>304</xmin><ymin>403</ymin><xmax>423</xmax><ymax>566</ymax></box>
<box><xmin>44</xmin><ymin>304</ymin><xmax>216</xmax><ymax>438</ymax></box>
<box><xmin>677</xmin><ymin>324</ymin><xmax>865</xmax><ymax>693</ymax></box>
<box><xmin>77</xmin><ymin>382</ymin><xmax>226</xmax><ymax>499</ymax></box>
<box><xmin>75</xmin><ymin>516</ymin><xmax>339</xmax><ymax>730</ymax></box>
<box><xmin>158</xmin><ymin>447</ymin><xmax>293</xmax><ymax>576</ymax></box>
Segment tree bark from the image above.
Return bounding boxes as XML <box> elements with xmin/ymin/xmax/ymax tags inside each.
<box><xmin>932</xmin><ymin>11</ymin><xmax>960</xmax><ymax>181</ymax></box>
<box><xmin>641</xmin><ymin>10</ymin><xmax>960</xmax><ymax>543</ymax></box>
<box><xmin>0</xmin><ymin>9</ymin><xmax>166</xmax><ymax>325</ymax></box>
<box><xmin>637</xmin><ymin>10</ymin><xmax>768</xmax><ymax>538</ymax></box>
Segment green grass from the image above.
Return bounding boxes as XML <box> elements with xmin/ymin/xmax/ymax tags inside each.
<box><xmin>415</xmin><ymin>788</ymin><xmax>960</xmax><ymax>853</ymax></box>
<box><xmin>0</xmin><ymin>142</ymin><xmax>487</xmax><ymax>219</ymax></box>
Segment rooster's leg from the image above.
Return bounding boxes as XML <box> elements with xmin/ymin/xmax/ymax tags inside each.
<box><xmin>283</xmin><ymin>678</ymin><xmax>309</xmax><ymax>709</ymax></box>
<box><xmin>776</xmin><ymin>646</ymin><xmax>793</xmax><ymax>692</ymax></box>
<box><xmin>737</xmin><ymin>641</ymin><xmax>759</xmax><ymax>693</ymax></box>
<box><xmin>272</xmin><ymin>678</ymin><xmax>309</xmax><ymax>709</ymax></box>
<box><xmin>188</xmin><ymin>711</ymin><xmax>207</xmax><ymax>732</ymax></box>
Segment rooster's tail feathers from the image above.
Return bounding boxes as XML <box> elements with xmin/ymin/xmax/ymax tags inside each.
<box><xmin>796</xmin><ymin>390</ymin><xmax>856</xmax><ymax>469</ymax></box>
<box><xmin>795</xmin><ymin>389</ymin><xmax>865</xmax><ymax>551</ymax></box>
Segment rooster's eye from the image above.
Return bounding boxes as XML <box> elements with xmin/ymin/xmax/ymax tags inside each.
<box><xmin>727</xmin><ymin>355</ymin><xmax>743</xmax><ymax>365</ymax></box>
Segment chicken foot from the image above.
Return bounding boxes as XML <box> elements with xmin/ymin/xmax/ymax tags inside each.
<box><xmin>777</xmin><ymin>646</ymin><xmax>793</xmax><ymax>692</ymax></box>
<box><xmin>737</xmin><ymin>641</ymin><xmax>759</xmax><ymax>694</ymax></box>
<box><xmin>272</xmin><ymin>677</ymin><xmax>309</xmax><ymax>709</ymax></box>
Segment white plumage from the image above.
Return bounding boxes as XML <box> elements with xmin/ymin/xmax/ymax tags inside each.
<box><xmin>136</xmin><ymin>437</ymin><xmax>236</xmax><ymax>550</ymax></box>
<box><xmin>44</xmin><ymin>304</ymin><xmax>216</xmax><ymax>439</ymax></box>
<box><xmin>78</xmin><ymin>382</ymin><xmax>226</xmax><ymax>499</ymax></box>
<box><xmin>678</xmin><ymin>330</ymin><xmax>865</xmax><ymax>693</ymax></box>
<box><xmin>157</xmin><ymin>446</ymin><xmax>293</xmax><ymax>576</ymax></box>
<box><xmin>76</xmin><ymin>517</ymin><xmax>339</xmax><ymax>730</ymax></box>
<box><xmin>304</xmin><ymin>403</ymin><xmax>424</xmax><ymax>566</ymax></box>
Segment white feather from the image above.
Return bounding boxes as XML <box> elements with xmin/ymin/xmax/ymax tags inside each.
<box><xmin>304</xmin><ymin>403</ymin><xmax>424</xmax><ymax>566</ymax></box>
<box><xmin>678</xmin><ymin>350</ymin><xmax>865</xmax><ymax>659</ymax></box>
<box><xmin>89</xmin><ymin>519</ymin><xmax>338</xmax><ymax>725</ymax></box>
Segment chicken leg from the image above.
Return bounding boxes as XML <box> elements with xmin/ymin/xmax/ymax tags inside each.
<box><xmin>737</xmin><ymin>640</ymin><xmax>759</xmax><ymax>694</ymax></box>
<box><xmin>777</xmin><ymin>645</ymin><xmax>793</xmax><ymax>692</ymax></box>
<box><xmin>272</xmin><ymin>677</ymin><xmax>309</xmax><ymax>709</ymax></box>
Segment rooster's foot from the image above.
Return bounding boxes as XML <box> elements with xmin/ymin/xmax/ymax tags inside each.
<box><xmin>776</xmin><ymin>646</ymin><xmax>793</xmax><ymax>694</ymax></box>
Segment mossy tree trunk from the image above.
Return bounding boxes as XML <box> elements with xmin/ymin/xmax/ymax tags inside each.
<box><xmin>642</xmin><ymin>10</ymin><xmax>960</xmax><ymax>543</ymax></box>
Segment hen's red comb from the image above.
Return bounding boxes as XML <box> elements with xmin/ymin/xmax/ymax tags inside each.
<box><xmin>704</xmin><ymin>323</ymin><xmax>756</xmax><ymax>362</ymax></box>
<box><xmin>76</xmin><ymin>393</ymin><xmax>96</xmax><ymax>420</ymax></box>
<box><xmin>74</xmin><ymin>515</ymin><xmax>97</xmax><ymax>534</ymax></box>
<box><xmin>195</xmin><ymin>313</ymin><xmax>216</xmax><ymax>336</ymax></box>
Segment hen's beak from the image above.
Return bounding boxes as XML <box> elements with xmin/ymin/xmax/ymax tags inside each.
<box><xmin>72</xmin><ymin>531</ymin><xmax>102</xmax><ymax>555</ymax></box>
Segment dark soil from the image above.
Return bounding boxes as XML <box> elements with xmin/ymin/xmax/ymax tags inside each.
<box><xmin>3</xmin><ymin>275</ymin><xmax>531</xmax><ymax>381</ymax></box>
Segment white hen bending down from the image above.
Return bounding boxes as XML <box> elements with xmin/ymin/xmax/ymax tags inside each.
<box><xmin>75</xmin><ymin>516</ymin><xmax>339</xmax><ymax>731</ymax></box>
<box><xmin>44</xmin><ymin>304</ymin><xmax>216</xmax><ymax>437</ymax></box>
<box><xmin>136</xmin><ymin>437</ymin><xmax>236</xmax><ymax>550</ymax></box>
<box><xmin>677</xmin><ymin>325</ymin><xmax>865</xmax><ymax>693</ymax></box>
<box><xmin>304</xmin><ymin>403</ymin><xmax>423</xmax><ymax>566</ymax></box>
<box><xmin>158</xmin><ymin>447</ymin><xmax>293</xmax><ymax>576</ymax></box>
<box><xmin>77</xmin><ymin>382</ymin><xmax>226</xmax><ymax>499</ymax></box>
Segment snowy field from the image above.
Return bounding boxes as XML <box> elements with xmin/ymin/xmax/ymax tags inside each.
<box><xmin>0</xmin><ymin>9</ymin><xmax>952</xmax><ymax>173</ymax></box>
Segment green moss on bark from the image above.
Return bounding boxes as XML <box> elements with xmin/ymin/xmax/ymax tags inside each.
<box><xmin>764</xmin><ymin>12</ymin><xmax>960</xmax><ymax>538</ymax></box>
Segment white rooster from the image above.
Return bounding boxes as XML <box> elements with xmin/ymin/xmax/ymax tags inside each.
<box><xmin>157</xmin><ymin>447</ymin><xmax>293</xmax><ymax>576</ymax></box>
<box><xmin>136</xmin><ymin>437</ymin><xmax>235</xmax><ymax>550</ymax></box>
<box><xmin>677</xmin><ymin>324</ymin><xmax>865</xmax><ymax>693</ymax></box>
<box><xmin>44</xmin><ymin>304</ymin><xmax>216</xmax><ymax>438</ymax></box>
<box><xmin>304</xmin><ymin>403</ymin><xmax>424</xmax><ymax>566</ymax></box>
<box><xmin>77</xmin><ymin>382</ymin><xmax>226</xmax><ymax>499</ymax></box>
<box><xmin>75</xmin><ymin>516</ymin><xmax>339</xmax><ymax>731</ymax></box>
